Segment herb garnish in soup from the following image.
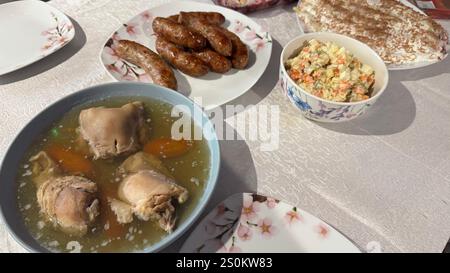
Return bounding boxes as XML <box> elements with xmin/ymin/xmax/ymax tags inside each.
<box><xmin>17</xmin><ymin>97</ymin><xmax>210</xmax><ymax>252</ymax></box>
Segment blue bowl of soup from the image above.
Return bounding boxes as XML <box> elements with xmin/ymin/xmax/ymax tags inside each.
<box><xmin>0</xmin><ymin>82</ymin><xmax>220</xmax><ymax>253</ymax></box>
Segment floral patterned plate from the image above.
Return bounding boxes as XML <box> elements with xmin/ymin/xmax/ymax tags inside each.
<box><xmin>180</xmin><ymin>193</ymin><xmax>361</xmax><ymax>253</ymax></box>
<box><xmin>0</xmin><ymin>0</ymin><xmax>74</xmax><ymax>76</ymax></box>
<box><xmin>100</xmin><ymin>1</ymin><xmax>272</xmax><ymax>110</ymax></box>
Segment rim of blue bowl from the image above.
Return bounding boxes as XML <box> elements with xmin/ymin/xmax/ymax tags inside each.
<box><xmin>0</xmin><ymin>82</ymin><xmax>221</xmax><ymax>253</ymax></box>
<box><xmin>280</xmin><ymin>32</ymin><xmax>389</xmax><ymax>107</ymax></box>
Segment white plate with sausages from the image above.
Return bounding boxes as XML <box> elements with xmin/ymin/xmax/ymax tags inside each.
<box><xmin>0</xmin><ymin>0</ymin><xmax>75</xmax><ymax>76</ymax></box>
<box><xmin>100</xmin><ymin>1</ymin><xmax>272</xmax><ymax>110</ymax></box>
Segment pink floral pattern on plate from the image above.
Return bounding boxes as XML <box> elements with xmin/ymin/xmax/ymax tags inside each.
<box><xmin>101</xmin><ymin>11</ymin><xmax>156</xmax><ymax>83</ymax></box>
<box><xmin>285</xmin><ymin>207</ymin><xmax>303</xmax><ymax>224</ymax></box>
<box><xmin>233</xmin><ymin>19</ymin><xmax>272</xmax><ymax>52</ymax></box>
<box><xmin>180</xmin><ymin>193</ymin><xmax>362</xmax><ymax>253</ymax></box>
<box><xmin>41</xmin><ymin>12</ymin><xmax>73</xmax><ymax>52</ymax></box>
<box><xmin>102</xmin><ymin>32</ymin><xmax>152</xmax><ymax>83</ymax></box>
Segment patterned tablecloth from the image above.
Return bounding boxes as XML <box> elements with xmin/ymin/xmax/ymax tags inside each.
<box><xmin>0</xmin><ymin>0</ymin><xmax>449</xmax><ymax>253</ymax></box>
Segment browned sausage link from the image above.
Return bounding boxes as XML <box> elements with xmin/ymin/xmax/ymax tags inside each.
<box><xmin>181</xmin><ymin>17</ymin><xmax>232</xmax><ymax>57</ymax></box>
<box><xmin>219</xmin><ymin>28</ymin><xmax>249</xmax><ymax>69</ymax></box>
<box><xmin>193</xmin><ymin>49</ymin><xmax>232</xmax><ymax>74</ymax></box>
<box><xmin>178</xmin><ymin>11</ymin><xmax>225</xmax><ymax>26</ymax></box>
<box><xmin>167</xmin><ymin>14</ymin><xmax>179</xmax><ymax>22</ymax></box>
<box><xmin>155</xmin><ymin>37</ymin><xmax>209</xmax><ymax>77</ymax></box>
<box><xmin>152</xmin><ymin>17</ymin><xmax>207</xmax><ymax>50</ymax></box>
<box><xmin>115</xmin><ymin>40</ymin><xmax>177</xmax><ymax>90</ymax></box>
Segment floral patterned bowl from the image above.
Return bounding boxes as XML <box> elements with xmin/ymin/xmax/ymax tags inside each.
<box><xmin>279</xmin><ymin>32</ymin><xmax>389</xmax><ymax>122</ymax></box>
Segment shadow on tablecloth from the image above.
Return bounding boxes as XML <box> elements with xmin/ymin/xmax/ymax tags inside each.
<box><xmin>316</xmin><ymin>52</ymin><xmax>450</xmax><ymax>136</ymax></box>
<box><xmin>162</xmin><ymin>121</ymin><xmax>258</xmax><ymax>252</ymax></box>
<box><xmin>0</xmin><ymin>16</ymin><xmax>86</xmax><ymax>85</ymax></box>
<box><xmin>316</xmin><ymin>79</ymin><xmax>417</xmax><ymax>136</ymax></box>
<box><xmin>219</xmin><ymin>39</ymin><xmax>284</xmax><ymax>118</ymax></box>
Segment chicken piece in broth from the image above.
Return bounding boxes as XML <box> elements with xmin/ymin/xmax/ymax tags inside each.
<box><xmin>117</xmin><ymin>151</ymin><xmax>173</xmax><ymax>178</ymax></box>
<box><xmin>78</xmin><ymin>102</ymin><xmax>149</xmax><ymax>159</ymax></box>
<box><xmin>109</xmin><ymin>152</ymin><xmax>188</xmax><ymax>233</ymax></box>
<box><xmin>30</xmin><ymin>152</ymin><xmax>100</xmax><ymax>236</ymax></box>
<box><xmin>30</xmin><ymin>151</ymin><xmax>62</xmax><ymax>186</ymax></box>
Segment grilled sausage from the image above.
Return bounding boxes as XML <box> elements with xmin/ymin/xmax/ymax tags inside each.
<box><xmin>167</xmin><ymin>14</ymin><xmax>179</xmax><ymax>22</ymax></box>
<box><xmin>193</xmin><ymin>49</ymin><xmax>231</xmax><ymax>74</ymax></box>
<box><xmin>155</xmin><ymin>37</ymin><xmax>209</xmax><ymax>77</ymax></box>
<box><xmin>115</xmin><ymin>40</ymin><xmax>177</xmax><ymax>90</ymax></box>
<box><xmin>152</xmin><ymin>17</ymin><xmax>207</xmax><ymax>50</ymax></box>
<box><xmin>178</xmin><ymin>12</ymin><xmax>225</xmax><ymax>26</ymax></box>
<box><xmin>180</xmin><ymin>17</ymin><xmax>232</xmax><ymax>57</ymax></box>
<box><xmin>219</xmin><ymin>28</ymin><xmax>249</xmax><ymax>69</ymax></box>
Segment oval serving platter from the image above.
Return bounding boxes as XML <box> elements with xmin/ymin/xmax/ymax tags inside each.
<box><xmin>294</xmin><ymin>0</ymin><xmax>448</xmax><ymax>70</ymax></box>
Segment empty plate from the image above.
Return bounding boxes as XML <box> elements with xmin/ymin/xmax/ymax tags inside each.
<box><xmin>181</xmin><ymin>192</ymin><xmax>361</xmax><ymax>253</ymax></box>
<box><xmin>0</xmin><ymin>0</ymin><xmax>75</xmax><ymax>76</ymax></box>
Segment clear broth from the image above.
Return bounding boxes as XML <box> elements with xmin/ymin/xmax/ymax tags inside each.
<box><xmin>16</xmin><ymin>97</ymin><xmax>210</xmax><ymax>252</ymax></box>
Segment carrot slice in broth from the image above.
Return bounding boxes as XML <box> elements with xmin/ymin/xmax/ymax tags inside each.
<box><xmin>143</xmin><ymin>138</ymin><xmax>193</xmax><ymax>159</ymax></box>
<box><xmin>46</xmin><ymin>144</ymin><xmax>94</xmax><ymax>178</ymax></box>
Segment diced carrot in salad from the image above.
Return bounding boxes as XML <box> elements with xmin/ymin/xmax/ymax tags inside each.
<box><xmin>289</xmin><ymin>69</ymin><xmax>302</xmax><ymax>81</ymax></box>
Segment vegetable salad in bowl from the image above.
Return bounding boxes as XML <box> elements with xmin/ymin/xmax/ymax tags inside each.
<box><xmin>285</xmin><ymin>39</ymin><xmax>375</xmax><ymax>103</ymax></box>
<box><xmin>279</xmin><ymin>32</ymin><xmax>389</xmax><ymax>122</ymax></box>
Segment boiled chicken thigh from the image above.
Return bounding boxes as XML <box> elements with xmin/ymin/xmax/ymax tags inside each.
<box><xmin>109</xmin><ymin>152</ymin><xmax>188</xmax><ymax>233</ymax></box>
<box><xmin>30</xmin><ymin>152</ymin><xmax>100</xmax><ymax>236</ymax></box>
<box><xmin>78</xmin><ymin>102</ymin><xmax>149</xmax><ymax>159</ymax></box>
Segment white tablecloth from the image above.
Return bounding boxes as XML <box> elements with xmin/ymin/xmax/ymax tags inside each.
<box><xmin>1</xmin><ymin>0</ymin><xmax>449</xmax><ymax>253</ymax></box>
